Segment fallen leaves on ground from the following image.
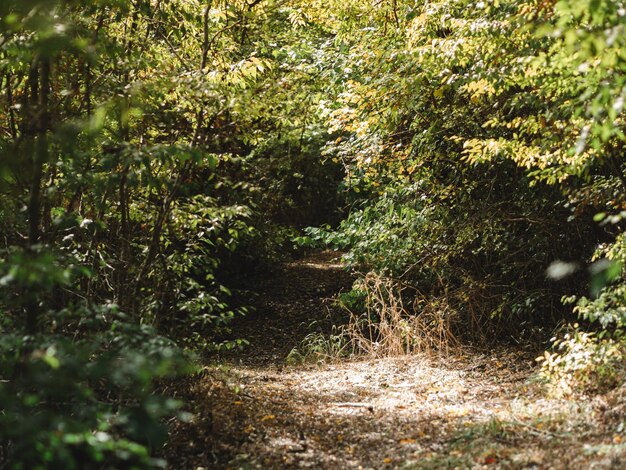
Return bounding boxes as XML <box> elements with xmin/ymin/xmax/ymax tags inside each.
<box><xmin>163</xmin><ymin>252</ymin><xmax>626</xmax><ymax>469</ymax></box>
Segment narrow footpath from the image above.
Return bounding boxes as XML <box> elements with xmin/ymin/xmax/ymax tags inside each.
<box><xmin>165</xmin><ymin>252</ymin><xmax>626</xmax><ymax>469</ymax></box>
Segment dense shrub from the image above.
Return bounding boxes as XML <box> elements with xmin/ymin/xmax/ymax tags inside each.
<box><xmin>299</xmin><ymin>0</ymin><xmax>626</xmax><ymax>353</ymax></box>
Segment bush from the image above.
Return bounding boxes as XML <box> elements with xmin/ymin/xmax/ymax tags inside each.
<box><xmin>538</xmin><ymin>326</ymin><xmax>626</xmax><ymax>396</ymax></box>
<box><xmin>0</xmin><ymin>244</ymin><xmax>193</xmax><ymax>468</ymax></box>
<box><xmin>0</xmin><ymin>304</ymin><xmax>192</xmax><ymax>469</ymax></box>
<box><xmin>340</xmin><ymin>273</ymin><xmax>459</xmax><ymax>358</ymax></box>
<box><xmin>298</xmin><ymin>183</ymin><xmax>441</xmax><ymax>279</ymax></box>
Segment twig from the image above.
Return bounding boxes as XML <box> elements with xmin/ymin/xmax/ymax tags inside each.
<box><xmin>330</xmin><ymin>402</ymin><xmax>374</xmax><ymax>413</ymax></box>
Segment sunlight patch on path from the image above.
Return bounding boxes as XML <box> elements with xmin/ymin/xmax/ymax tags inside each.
<box><xmin>200</xmin><ymin>351</ymin><xmax>626</xmax><ymax>469</ymax></box>
<box><xmin>166</xmin><ymin>250</ymin><xmax>626</xmax><ymax>468</ymax></box>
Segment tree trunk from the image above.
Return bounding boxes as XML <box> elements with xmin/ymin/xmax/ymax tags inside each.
<box><xmin>25</xmin><ymin>58</ymin><xmax>50</xmax><ymax>335</ymax></box>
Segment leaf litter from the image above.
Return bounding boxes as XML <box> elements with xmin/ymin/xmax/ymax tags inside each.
<box><xmin>164</xmin><ymin>252</ymin><xmax>626</xmax><ymax>469</ymax></box>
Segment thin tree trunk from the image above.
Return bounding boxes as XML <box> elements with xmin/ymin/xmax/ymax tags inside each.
<box><xmin>5</xmin><ymin>70</ymin><xmax>17</xmax><ymax>140</ymax></box>
<box><xmin>28</xmin><ymin>59</ymin><xmax>49</xmax><ymax>246</ymax></box>
<box><xmin>192</xmin><ymin>2</ymin><xmax>213</xmax><ymax>146</ymax></box>
<box><xmin>132</xmin><ymin>161</ymin><xmax>191</xmax><ymax>314</ymax></box>
<box><xmin>26</xmin><ymin>58</ymin><xmax>50</xmax><ymax>334</ymax></box>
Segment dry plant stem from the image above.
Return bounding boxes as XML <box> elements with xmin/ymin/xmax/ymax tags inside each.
<box><xmin>344</xmin><ymin>272</ymin><xmax>459</xmax><ymax>358</ymax></box>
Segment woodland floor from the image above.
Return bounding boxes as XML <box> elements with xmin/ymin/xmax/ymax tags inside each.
<box><xmin>165</xmin><ymin>252</ymin><xmax>626</xmax><ymax>469</ymax></box>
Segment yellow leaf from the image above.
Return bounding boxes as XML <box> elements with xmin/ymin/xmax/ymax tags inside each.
<box><xmin>233</xmin><ymin>401</ymin><xmax>243</xmax><ymax>405</ymax></box>
<box><xmin>383</xmin><ymin>457</ymin><xmax>393</xmax><ymax>464</ymax></box>
<box><xmin>399</xmin><ymin>438</ymin><xmax>416</xmax><ymax>445</ymax></box>
<box><xmin>261</xmin><ymin>414</ymin><xmax>276</xmax><ymax>422</ymax></box>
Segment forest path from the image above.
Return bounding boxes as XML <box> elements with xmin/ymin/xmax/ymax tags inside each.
<box><xmin>166</xmin><ymin>252</ymin><xmax>626</xmax><ymax>469</ymax></box>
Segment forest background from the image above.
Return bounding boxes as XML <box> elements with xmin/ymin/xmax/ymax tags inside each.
<box><xmin>2</xmin><ymin>0</ymin><xmax>626</xmax><ymax>467</ymax></box>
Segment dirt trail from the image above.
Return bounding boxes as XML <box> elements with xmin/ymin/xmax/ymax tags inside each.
<box><xmin>220</xmin><ymin>250</ymin><xmax>353</xmax><ymax>366</ymax></box>
<box><xmin>166</xmin><ymin>252</ymin><xmax>626</xmax><ymax>469</ymax></box>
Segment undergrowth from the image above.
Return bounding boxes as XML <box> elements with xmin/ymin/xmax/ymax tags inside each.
<box><xmin>342</xmin><ymin>273</ymin><xmax>460</xmax><ymax>358</ymax></box>
<box><xmin>538</xmin><ymin>326</ymin><xmax>626</xmax><ymax>397</ymax></box>
<box><xmin>288</xmin><ymin>272</ymin><xmax>460</xmax><ymax>363</ymax></box>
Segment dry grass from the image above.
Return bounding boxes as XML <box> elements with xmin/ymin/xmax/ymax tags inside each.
<box><xmin>343</xmin><ymin>272</ymin><xmax>460</xmax><ymax>358</ymax></box>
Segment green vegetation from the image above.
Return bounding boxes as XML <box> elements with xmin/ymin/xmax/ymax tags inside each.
<box><xmin>2</xmin><ymin>0</ymin><xmax>626</xmax><ymax>467</ymax></box>
<box><xmin>0</xmin><ymin>0</ymin><xmax>339</xmax><ymax>466</ymax></box>
<box><xmin>304</xmin><ymin>0</ymin><xmax>626</xmax><ymax>389</ymax></box>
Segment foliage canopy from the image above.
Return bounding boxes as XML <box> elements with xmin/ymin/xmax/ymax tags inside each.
<box><xmin>3</xmin><ymin>0</ymin><xmax>626</xmax><ymax>466</ymax></box>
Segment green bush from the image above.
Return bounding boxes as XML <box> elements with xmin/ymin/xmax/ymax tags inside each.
<box><xmin>0</xmin><ymin>305</ymin><xmax>192</xmax><ymax>469</ymax></box>
<box><xmin>299</xmin><ymin>183</ymin><xmax>442</xmax><ymax>279</ymax></box>
<box><xmin>538</xmin><ymin>326</ymin><xmax>626</xmax><ymax>396</ymax></box>
<box><xmin>0</xmin><ymin>245</ymin><xmax>192</xmax><ymax>468</ymax></box>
